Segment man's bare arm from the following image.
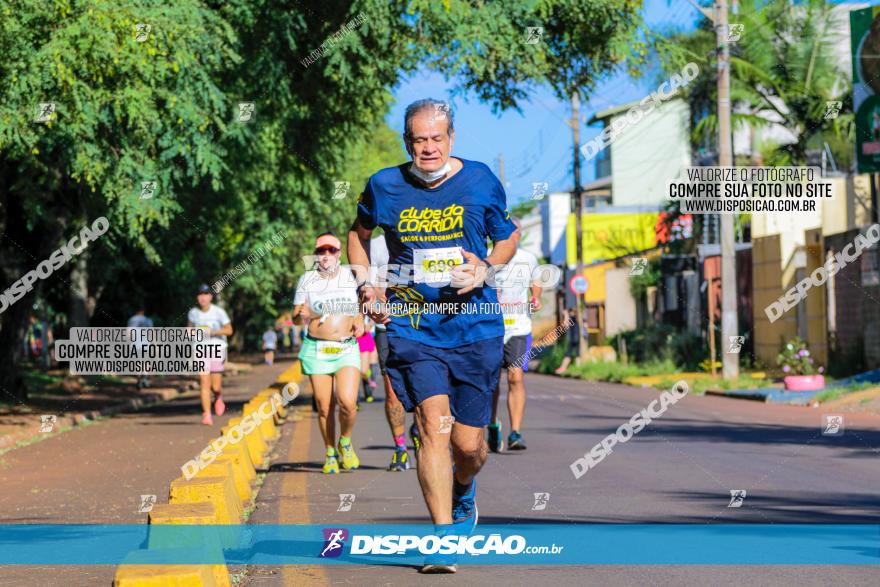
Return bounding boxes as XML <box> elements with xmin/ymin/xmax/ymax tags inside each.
<box><xmin>347</xmin><ymin>220</ymin><xmax>389</xmax><ymax>323</ymax></box>
<box><xmin>347</xmin><ymin>220</ymin><xmax>373</xmax><ymax>286</ymax></box>
<box><xmin>486</xmin><ymin>234</ymin><xmax>518</xmax><ymax>267</ymax></box>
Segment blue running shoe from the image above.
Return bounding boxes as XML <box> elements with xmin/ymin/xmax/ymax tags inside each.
<box><xmin>452</xmin><ymin>478</ymin><xmax>478</xmax><ymax>534</ymax></box>
<box><xmin>420</xmin><ymin>524</ymin><xmax>457</xmax><ymax>574</ymax></box>
<box><xmin>508</xmin><ymin>431</ymin><xmax>527</xmax><ymax>450</ymax></box>
<box><xmin>420</xmin><ymin>561</ymin><xmax>457</xmax><ymax>574</ymax></box>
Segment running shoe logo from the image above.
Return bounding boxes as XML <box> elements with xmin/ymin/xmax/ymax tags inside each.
<box><xmin>320</xmin><ymin>528</ymin><xmax>348</xmax><ymax>558</ymax></box>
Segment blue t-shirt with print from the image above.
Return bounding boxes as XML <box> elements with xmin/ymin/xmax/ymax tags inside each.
<box><xmin>357</xmin><ymin>158</ymin><xmax>516</xmax><ymax>348</ymax></box>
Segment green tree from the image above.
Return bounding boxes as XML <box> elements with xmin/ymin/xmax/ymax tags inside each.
<box><xmin>0</xmin><ymin>0</ymin><xmax>644</xmax><ymax>398</ymax></box>
<box><xmin>656</xmin><ymin>0</ymin><xmax>852</xmax><ymax>166</ymax></box>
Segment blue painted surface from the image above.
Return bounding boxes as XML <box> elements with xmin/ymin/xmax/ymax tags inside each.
<box><xmin>707</xmin><ymin>368</ymin><xmax>880</xmax><ymax>404</ymax></box>
<box><xmin>0</xmin><ymin>524</ymin><xmax>878</xmax><ymax>565</ymax></box>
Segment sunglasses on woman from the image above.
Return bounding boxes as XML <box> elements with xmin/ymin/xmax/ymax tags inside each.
<box><xmin>315</xmin><ymin>246</ymin><xmax>340</xmax><ymax>254</ymax></box>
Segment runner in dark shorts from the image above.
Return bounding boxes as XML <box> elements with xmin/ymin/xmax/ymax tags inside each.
<box><xmin>489</xmin><ymin>218</ymin><xmax>542</xmax><ymax>452</ymax></box>
<box><xmin>348</xmin><ymin>99</ymin><xmax>519</xmax><ymax>574</ymax></box>
<box><xmin>370</xmin><ymin>234</ymin><xmax>416</xmax><ymax>471</ymax></box>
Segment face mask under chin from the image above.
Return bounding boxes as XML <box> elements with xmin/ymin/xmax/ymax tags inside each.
<box><xmin>409</xmin><ymin>161</ymin><xmax>452</xmax><ymax>184</ymax></box>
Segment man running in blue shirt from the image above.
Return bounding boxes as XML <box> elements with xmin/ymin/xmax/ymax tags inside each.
<box><xmin>348</xmin><ymin>98</ymin><xmax>518</xmax><ymax>574</ymax></box>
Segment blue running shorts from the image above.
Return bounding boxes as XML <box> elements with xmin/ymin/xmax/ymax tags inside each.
<box><xmin>385</xmin><ymin>336</ymin><xmax>503</xmax><ymax>427</ymax></box>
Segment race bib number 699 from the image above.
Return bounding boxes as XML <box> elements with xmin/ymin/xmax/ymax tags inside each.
<box><xmin>413</xmin><ymin>247</ymin><xmax>463</xmax><ymax>285</ymax></box>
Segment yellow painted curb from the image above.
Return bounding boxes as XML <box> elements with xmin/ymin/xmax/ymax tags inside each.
<box><xmin>276</xmin><ymin>361</ymin><xmax>302</xmax><ymax>384</ymax></box>
<box><xmin>222</xmin><ymin>441</ymin><xmax>256</xmax><ymax>484</ymax></box>
<box><xmin>243</xmin><ymin>400</ymin><xmax>278</xmax><ymax>442</ymax></box>
<box><xmin>114</xmin><ymin>564</ymin><xmax>225</xmax><ymax>586</ymax></box>
<box><xmin>148</xmin><ymin>502</ymin><xmax>218</xmax><ymax>525</ymax></box>
<box><xmin>623</xmin><ymin>371</ymin><xmax>768</xmax><ymax>387</ymax></box>
<box><xmin>223</xmin><ymin>417</ymin><xmax>267</xmax><ymax>466</ymax></box>
<box><xmin>255</xmin><ymin>388</ymin><xmax>288</xmax><ymax>422</ymax></box>
<box><xmin>196</xmin><ymin>457</ymin><xmax>251</xmax><ymax>506</ymax></box>
<box><xmin>622</xmin><ymin>372</ymin><xmax>705</xmax><ymax>386</ymax></box>
<box><xmin>144</xmin><ymin>502</ymin><xmax>230</xmax><ymax>586</ymax></box>
<box><xmin>170</xmin><ymin>475</ymin><xmax>243</xmax><ymax>524</ymax></box>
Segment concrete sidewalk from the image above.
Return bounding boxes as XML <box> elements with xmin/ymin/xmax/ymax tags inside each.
<box><xmin>0</xmin><ymin>358</ymin><xmax>289</xmax><ymax>587</ymax></box>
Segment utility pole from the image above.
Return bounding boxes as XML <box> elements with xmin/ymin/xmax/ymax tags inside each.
<box><xmin>498</xmin><ymin>153</ymin><xmax>505</xmax><ymax>185</ymax></box>
<box><xmin>716</xmin><ymin>0</ymin><xmax>739</xmax><ymax>379</ymax></box>
<box><xmin>569</xmin><ymin>92</ymin><xmax>588</xmax><ymax>359</ymax></box>
<box><xmin>687</xmin><ymin>0</ymin><xmax>738</xmax><ymax>382</ymax></box>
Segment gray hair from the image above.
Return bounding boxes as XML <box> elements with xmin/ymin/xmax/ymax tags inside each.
<box><xmin>403</xmin><ymin>98</ymin><xmax>454</xmax><ymax>141</ymax></box>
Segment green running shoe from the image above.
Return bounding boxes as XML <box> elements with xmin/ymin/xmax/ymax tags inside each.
<box><xmin>322</xmin><ymin>454</ymin><xmax>339</xmax><ymax>474</ymax></box>
<box><xmin>337</xmin><ymin>439</ymin><xmax>360</xmax><ymax>470</ymax></box>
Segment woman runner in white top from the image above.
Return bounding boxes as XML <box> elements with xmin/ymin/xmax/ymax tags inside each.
<box><xmin>293</xmin><ymin>232</ymin><xmax>365</xmax><ymax>474</ymax></box>
<box><xmin>187</xmin><ymin>284</ymin><xmax>233</xmax><ymax>426</ymax></box>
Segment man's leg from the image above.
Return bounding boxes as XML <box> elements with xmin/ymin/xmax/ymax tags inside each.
<box><xmin>385</xmin><ymin>375</ymin><xmax>406</xmax><ymax>439</ymax></box>
<box><xmin>414</xmin><ymin>394</ymin><xmax>454</xmax><ymax>525</ymax></box>
<box><xmin>451</xmin><ymin>422</ymin><xmax>488</xmax><ymax>489</ymax></box>
<box><xmin>376</xmin><ymin>329</ymin><xmax>412</xmax><ymax>470</ymax></box>
<box><xmin>384</xmin><ymin>376</ymin><xmax>412</xmax><ymax>471</ymax></box>
<box><xmin>487</xmin><ymin>381</ymin><xmax>503</xmax><ymax>453</ymax></box>
<box><xmin>488</xmin><ymin>336</ymin><xmax>520</xmax><ymax>452</ymax></box>
<box><xmin>446</xmin><ymin>334</ymin><xmax>503</xmax><ymax>525</ymax></box>
<box><xmin>507</xmin><ymin>367</ymin><xmax>525</xmax><ymax>431</ymax></box>
<box><xmin>506</xmin><ymin>366</ymin><xmax>527</xmax><ymax>449</ymax></box>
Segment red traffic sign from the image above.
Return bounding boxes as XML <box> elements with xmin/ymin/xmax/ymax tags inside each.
<box><xmin>569</xmin><ymin>275</ymin><xmax>589</xmax><ymax>295</ymax></box>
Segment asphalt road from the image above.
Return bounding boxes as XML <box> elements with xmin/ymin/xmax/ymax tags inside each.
<box><xmin>245</xmin><ymin>372</ymin><xmax>880</xmax><ymax>586</ymax></box>
<box><xmin>1</xmin><ymin>366</ymin><xmax>877</xmax><ymax>586</ymax></box>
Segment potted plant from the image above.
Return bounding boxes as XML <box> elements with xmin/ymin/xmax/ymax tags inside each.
<box><xmin>777</xmin><ymin>337</ymin><xmax>825</xmax><ymax>391</ymax></box>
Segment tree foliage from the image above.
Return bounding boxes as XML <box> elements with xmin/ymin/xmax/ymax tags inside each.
<box><xmin>0</xmin><ymin>0</ymin><xmax>644</xmax><ymax>396</ymax></box>
<box><xmin>655</xmin><ymin>0</ymin><xmax>852</xmax><ymax>166</ymax></box>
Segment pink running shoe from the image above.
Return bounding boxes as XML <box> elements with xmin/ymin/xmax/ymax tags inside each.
<box><xmin>213</xmin><ymin>394</ymin><xmax>226</xmax><ymax>416</ymax></box>
<box><xmin>201</xmin><ymin>412</ymin><xmax>214</xmax><ymax>426</ymax></box>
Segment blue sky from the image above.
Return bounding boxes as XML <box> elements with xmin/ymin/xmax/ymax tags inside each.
<box><xmin>386</xmin><ymin>0</ymin><xmax>705</xmax><ymax>206</ymax></box>
<box><xmin>386</xmin><ymin>0</ymin><xmax>877</xmax><ymax>207</ymax></box>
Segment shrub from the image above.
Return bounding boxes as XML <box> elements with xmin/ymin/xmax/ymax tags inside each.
<box><xmin>607</xmin><ymin>325</ymin><xmax>707</xmax><ymax>370</ymax></box>
<box><xmin>567</xmin><ymin>358</ymin><xmax>677</xmax><ymax>383</ymax></box>
<box><xmin>777</xmin><ymin>337</ymin><xmax>823</xmax><ymax>376</ymax></box>
<box><xmin>536</xmin><ymin>342</ymin><xmax>567</xmax><ymax>374</ymax></box>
